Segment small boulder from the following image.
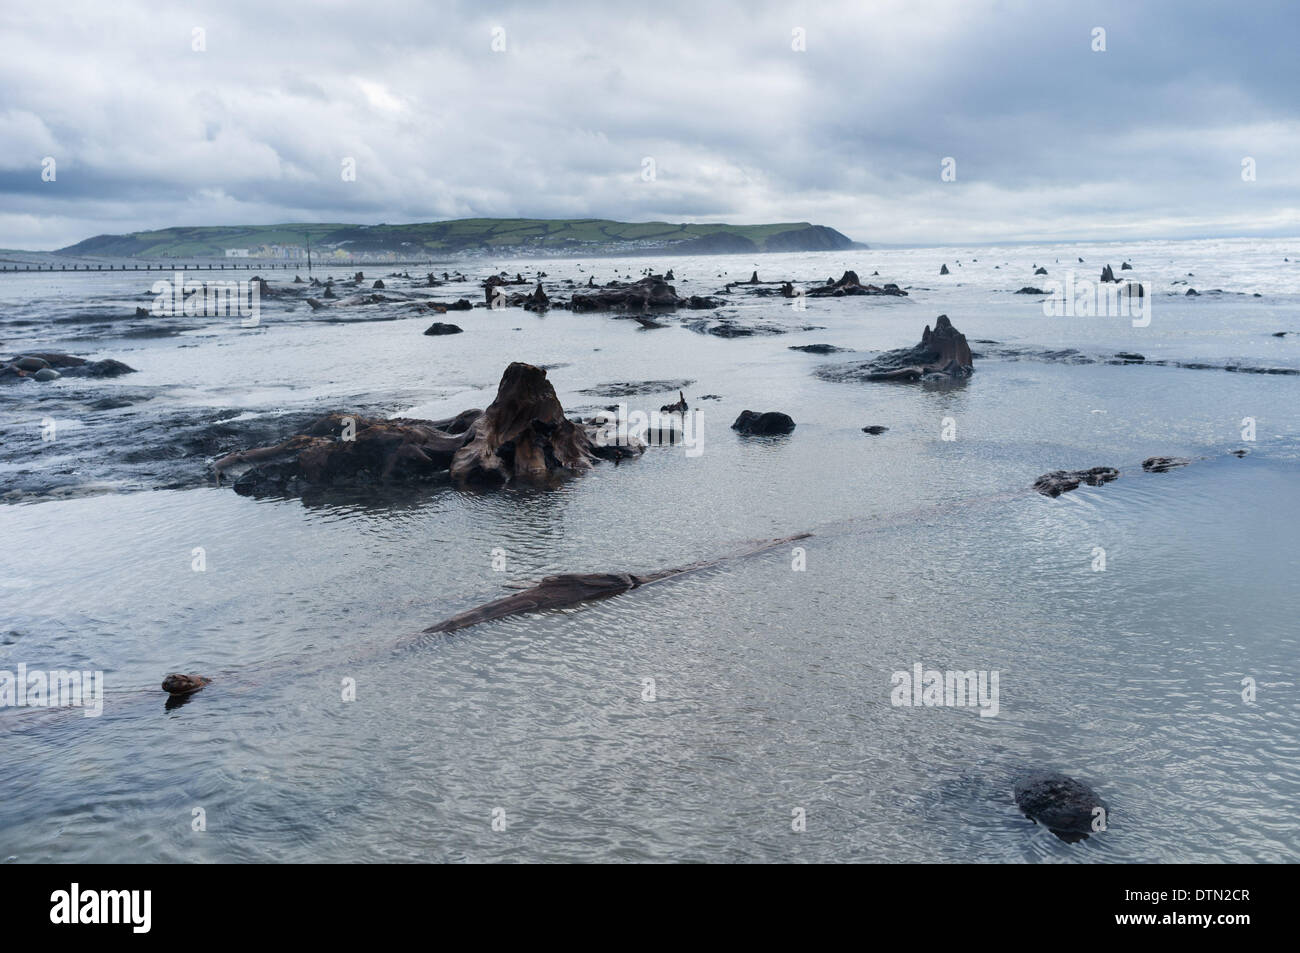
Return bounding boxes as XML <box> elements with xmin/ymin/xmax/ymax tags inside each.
<box><xmin>1014</xmin><ymin>772</ymin><xmax>1108</xmax><ymax>843</ymax></box>
<box><xmin>1033</xmin><ymin>467</ymin><xmax>1119</xmax><ymax>497</ymax></box>
<box><xmin>939</xmin><ymin>264</ymin><xmax>950</xmax><ymax>275</ymax></box>
<box><xmin>788</xmin><ymin>344</ymin><xmax>847</xmax><ymax>354</ymax></box>
<box><xmin>861</xmin><ymin>425</ymin><xmax>889</xmax><ymax>435</ymax></box>
<box><xmin>423</xmin><ymin>322</ymin><xmax>463</xmax><ymax>336</ymax></box>
<box><xmin>732</xmin><ymin>410</ymin><xmax>795</xmax><ymax>436</ymax></box>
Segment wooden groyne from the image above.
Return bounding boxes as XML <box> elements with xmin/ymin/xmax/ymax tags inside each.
<box><xmin>0</xmin><ymin>260</ymin><xmax>446</xmax><ymax>273</ymax></box>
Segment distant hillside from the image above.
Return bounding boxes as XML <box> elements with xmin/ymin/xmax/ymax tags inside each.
<box><xmin>56</xmin><ymin>218</ymin><xmax>860</xmax><ymax>259</ymax></box>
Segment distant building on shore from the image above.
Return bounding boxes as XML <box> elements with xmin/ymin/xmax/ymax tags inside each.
<box><xmin>224</xmin><ymin>248</ymin><xmax>250</xmax><ymax>258</ymax></box>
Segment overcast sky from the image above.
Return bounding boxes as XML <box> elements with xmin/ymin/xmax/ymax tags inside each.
<box><xmin>2</xmin><ymin>0</ymin><xmax>1297</xmax><ymax>250</ymax></box>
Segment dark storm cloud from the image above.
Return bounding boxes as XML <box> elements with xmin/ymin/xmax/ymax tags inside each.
<box><xmin>1</xmin><ymin>0</ymin><xmax>1296</xmax><ymax>249</ymax></box>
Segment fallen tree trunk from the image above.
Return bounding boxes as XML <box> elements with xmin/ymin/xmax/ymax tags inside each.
<box><xmin>425</xmin><ymin>532</ymin><xmax>811</xmax><ymax>633</ymax></box>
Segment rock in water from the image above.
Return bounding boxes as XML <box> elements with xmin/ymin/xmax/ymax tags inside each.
<box><xmin>732</xmin><ymin>410</ymin><xmax>795</xmax><ymax>435</ymax></box>
<box><xmin>1034</xmin><ymin>266</ymin><xmax>1048</xmax><ymax>275</ymax></box>
<box><xmin>569</xmin><ymin>275</ymin><xmax>681</xmax><ymax>311</ymax></box>
<box><xmin>939</xmin><ymin>264</ymin><xmax>950</xmax><ymax>275</ymax></box>
<box><xmin>1120</xmin><ymin>261</ymin><xmax>1133</xmax><ymax>270</ymax></box>
<box><xmin>450</xmin><ymin>362</ymin><xmax>640</xmax><ymax>485</ymax></box>
<box><xmin>1033</xmin><ymin>467</ymin><xmax>1120</xmax><ymax>497</ymax></box>
<box><xmin>862</xmin><ymin>425</ymin><xmax>889</xmax><ymax>435</ymax></box>
<box><xmin>1014</xmin><ymin>773</ymin><xmax>1107</xmax><ymax>842</ymax></box>
<box><xmin>1101</xmin><ymin>264</ymin><xmax>1116</xmax><ymax>283</ymax></box>
<box><xmin>789</xmin><ymin>344</ymin><xmax>848</xmax><ymax>354</ymax></box>
<box><xmin>423</xmin><ymin>322</ymin><xmax>463</xmax><ymax>336</ymax></box>
<box><xmin>162</xmin><ymin>674</ymin><xmax>211</xmax><ymax>696</ymax></box>
<box><xmin>1142</xmin><ymin>456</ymin><xmax>1192</xmax><ymax>472</ymax></box>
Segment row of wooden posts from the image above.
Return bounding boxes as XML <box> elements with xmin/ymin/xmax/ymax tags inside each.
<box><xmin>0</xmin><ymin>261</ymin><xmax>443</xmax><ymax>272</ymax></box>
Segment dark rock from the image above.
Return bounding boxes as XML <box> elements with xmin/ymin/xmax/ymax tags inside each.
<box><xmin>861</xmin><ymin>425</ymin><xmax>889</xmax><ymax>435</ymax></box>
<box><xmin>804</xmin><ymin>271</ymin><xmax>907</xmax><ymax>298</ymax></box>
<box><xmin>789</xmin><ymin>344</ymin><xmax>848</xmax><ymax>354</ymax></box>
<box><xmin>1034</xmin><ymin>266</ymin><xmax>1048</xmax><ymax>275</ymax></box>
<box><xmin>1015</xmin><ymin>286</ymin><xmax>1047</xmax><ymax>295</ymax></box>
<box><xmin>14</xmin><ymin>356</ymin><xmax>50</xmax><ymax>371</ymax></box>
<box><xmin>1014</xmin><ymin>773</ymin><xmax>1107</xmax><ymax>842</ymax></box>
<box><xmin>423</xmin><ymin>323</ymin><xmax>463</xmax><ymax>336</ymax></box>
<box><xmin>579</xmin><ymin>379</ymin><xmax>694</xmax><ymax>398</ymax></box>
<box><xmin>1100</xmin><ymin>265</ymin><xmax>1117</xmax><ymax>283</ymax></box>
<box><xmin>445</xmin><ymin>299</ymin><xmax>473</xmax><ymax>311</ymax></box>
<box><xmin>372</xmin><ymin>280</ymin><xmax>385</xmax><ymax>289</ymax></box>
<box><xmin>1186</xmin><ymin>288</ymin><xmax>1200</xmax><ymax>296</ymax></box>
<box><xmin>1120</xmin><ymin>262</ymin><xmax>1133</xmax><ymax>270</ymax></box>
<box><xmin>8</xmin><ymin>353</ymin><xmax>136</xmax><ymax>378</ymax></box>
<box><xmin>570</xmin><ymin>275</ymin><xmax>681</xmax><ymax>312</ymax></box>
<box><xmin>732</xmin><ymin>410</ymin><xmax>795</xmax><ymax>435</ymax></box>
<box><xmin>217</xmin><ymin>413</ymin><xmax>476</xmax><ymax>496</ymax></box>
<box><xmin>1112</xmin><ymin>352</ymin><xmax>1145</xmax><ymax>363</ymax></box>
<box><xmin>664</xmin><ymin>269</ymin><xmax>674</xmax><ymax>280</ymax></box>
<box><xmin>33</xmin><ymin>368</ymin><xmax>60</xmax><ymax>381</ymax></box>
<box><xmin>685</xmin><ymin>295</ymin><xmax>723</xmax><ymax>308</ymax></box>
<box><xmin>1142</xmin><ymin>456</ymin><xmax>1191</xmax><ymax>472</ymax></box>
<box><xmin>1033</xmin><ymin>467</ymin><xmax>1119</xmax><ymax>497</ymax></box>
<box><xmin>939</xmin><ymin>264</ymin><xmax>950</xmax><ymax>275</ymax></box>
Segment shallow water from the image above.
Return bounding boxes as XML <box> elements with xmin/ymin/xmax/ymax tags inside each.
<box><xmin>2</xmin><ymin>237</ymin><xmax>1298</xmax><ymax>862</ymax></box>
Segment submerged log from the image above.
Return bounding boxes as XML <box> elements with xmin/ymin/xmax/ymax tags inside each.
<box><xmin>425</xmin><ymin>533</ymin><xmax>811</xmax><ymax>633</ymax></box>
